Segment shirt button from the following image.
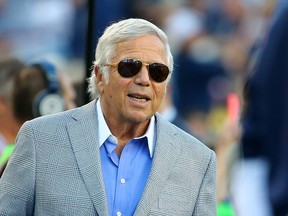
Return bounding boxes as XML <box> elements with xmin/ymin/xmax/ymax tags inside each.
<box><xmin>117</xmin><ymin>211</ymin><xmax>121</xmax><ymax>216</ymax></box>
<box><xmin>120</xmin><ymin>178</ymin><xmax>126</xmax><ymax>184</ymax></box>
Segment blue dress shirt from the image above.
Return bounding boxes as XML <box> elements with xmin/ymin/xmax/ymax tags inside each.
<box><xmin>97</xmin><ymin>100</ymin><xmax>156</xmax><ymax>216</ymax></box>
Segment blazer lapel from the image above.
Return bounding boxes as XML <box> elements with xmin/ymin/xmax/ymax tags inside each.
<box><xmin>135</xmin><ymin>114</ymin><xmax>182</xmax><ymax>214</ymax></box>
<box><xmin>67</xmin><ymin>101</ymin><xmax>109</xmax><ymax>216</ymax></box>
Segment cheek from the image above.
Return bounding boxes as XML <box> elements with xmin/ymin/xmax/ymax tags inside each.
<box><xmin>97</xmin><ymin>81</ymin><xmax>105</xmax><ymax>94</ymax></box>
<box><xmin>102</xmin><ymin>78</ymin><xmax>124</xmax><ymax>100</ymax></box>
<box><xmin>154</xmin><ymin>85</ymin><xmax>167</xmax><ymax>105</ymax></box>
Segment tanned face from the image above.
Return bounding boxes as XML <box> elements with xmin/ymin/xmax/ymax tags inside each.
<box><xmin>96</xmin><ymin>34</ymin><xmax>168</xmax><ymax>129</ymax></box>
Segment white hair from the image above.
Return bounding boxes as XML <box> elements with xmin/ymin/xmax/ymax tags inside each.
<box><xmin>87</xmin><ymin>18</ymin><xmax>174</xmax><ymax>100</ymax></box>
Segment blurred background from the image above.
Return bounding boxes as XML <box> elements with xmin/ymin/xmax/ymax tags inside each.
<box><xmin>0</xmin><ymin>0</ymin><xmax>284</xmax><ymax>215</ymax></box>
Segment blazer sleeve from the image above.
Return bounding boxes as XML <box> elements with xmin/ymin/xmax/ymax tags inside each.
<box><xmin>193</xmin><ymin>151</ymin><xmax>217</xmax><ymax>216</ymax></box>
<box><xmin>0</xmin><ymin>121</ymin><xmax>35</xmax><ymax>215</ymax></box>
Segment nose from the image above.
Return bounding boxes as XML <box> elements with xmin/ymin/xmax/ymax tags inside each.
<box><xmin>134</xmin><ymin>63</ymin><xmax>150</xmax><ymax>86</ymax></box>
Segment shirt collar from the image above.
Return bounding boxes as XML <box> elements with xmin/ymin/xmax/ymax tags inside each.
<box><xmin>96</xmin><ymin>99</ymin><xmax>156</xmax><ymax>158</ymax></box>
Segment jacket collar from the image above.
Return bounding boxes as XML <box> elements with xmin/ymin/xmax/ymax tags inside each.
<box><xmin>67</xmin><ymin>100</ymin><xmax>109</xmax><ymax>216</ymax></box>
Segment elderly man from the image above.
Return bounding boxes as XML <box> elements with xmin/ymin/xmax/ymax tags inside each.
<box><xmin>0</xmin><ymin>18</ymin><xmax>216</xmax><ymax>215</ymax></box>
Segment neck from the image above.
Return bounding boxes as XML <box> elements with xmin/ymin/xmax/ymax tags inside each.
<box><xmin>109</xmin><ymin>119</ymin><xmax>149</xmax><ymax>142</ymax></box>
<box><xmin>0</xmin><ymin>117</ymin><xmax>21</xmax><ymax>144</ymax></box>
<box><xmin>113</xmin><ymin>121</ymin><xmax>149</xmax><ymax>158</ymax></box>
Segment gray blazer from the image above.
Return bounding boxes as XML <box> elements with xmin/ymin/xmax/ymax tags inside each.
<box><xmin>0</xmin><ymin>100</ymin><xmax>216</xmax><ymax>216</ymax></box>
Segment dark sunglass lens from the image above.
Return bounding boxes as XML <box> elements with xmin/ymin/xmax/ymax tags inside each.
<box><xmin>149</xmin><ymin>63</ymin><xmax>169</xmax><ymax>82</ymax></box>
<box><xmin>118</xmin><ymin>59</ymin><xmax>142</xmax><ymax>78</ymax></box>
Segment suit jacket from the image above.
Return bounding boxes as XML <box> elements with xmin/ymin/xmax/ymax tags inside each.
<box><xmin>0</xmin><ymin>100</ymin><xmax>216</xmax><ymax>216</ymax></box>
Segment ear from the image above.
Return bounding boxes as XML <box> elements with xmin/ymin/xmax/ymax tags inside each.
<box><xmin>95</xmin><ymin>66</ymin><xmax>104</xmax><ymax>94</ymax></box>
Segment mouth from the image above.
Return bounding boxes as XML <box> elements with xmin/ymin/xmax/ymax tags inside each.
<box><xmin>128</xmin><ymin>93</ymin><xmax>151</xmax><ymax>102</ymax></box>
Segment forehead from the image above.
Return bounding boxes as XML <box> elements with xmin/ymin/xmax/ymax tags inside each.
<box><xmin>114</xmin><ymin>35</ymin><xmax>167</xmax><ymax>63</ymax></box>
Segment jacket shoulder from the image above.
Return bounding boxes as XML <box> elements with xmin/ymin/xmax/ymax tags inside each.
<box><xmin>156</xmin><ymin>113</ymin><xmax>215</xmax><ymax>158</ymax></box>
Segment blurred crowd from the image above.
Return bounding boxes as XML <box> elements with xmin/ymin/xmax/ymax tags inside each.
<box><xmin>0</xmin><ymin>0</ymin><xmax>87</xmax><ymax>105</ymax></box>
<box><xmin>1</xmin><ymin>0</ymin><xmax>287</xmax><ymax>215</ymax></box>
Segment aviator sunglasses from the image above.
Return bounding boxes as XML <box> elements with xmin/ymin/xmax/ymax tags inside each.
<box><xmin>103</xmin><ymin>59</ymin><xmax>170</xmax><ymax>83</ymax></box>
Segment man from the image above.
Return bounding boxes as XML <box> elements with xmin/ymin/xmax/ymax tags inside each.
<box><xmin>0</xmin><ymin>57</ymin><xmax>24</xmax><ymax>173</ymax></box>
<box><xmin>231</xmin><ymin>3</ymin><xmax>288</xmax><ymax>216</ymax></box>
<box><xmin>0</xmin><ymin>18</ymin><xmax>216</xmax><ymax>215</ymax></box>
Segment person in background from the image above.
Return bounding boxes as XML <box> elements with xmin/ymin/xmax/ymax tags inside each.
<box><xmin>172</xmin><ymin>38</ymin><xmax>229</xmax><ymax>149</ymax></box>
<box><xmin>0</xmin><ymin>60</ymin><xmax>77</xmax><ymax>176</ymax></box>
<box><xmin>0</xmin><ymin>57</ymin><xmax>24</xmax><ymax>173</ymax></box>
<box><xmin>0</xmin><ymin>18</ymin><xmax>216</xmax><ymax>215</ymax></box>
<box><xmin>157</xmin><ymin>81</ymin><xmax>192</xmax><ymax>134</ymax></box>
<box><xmin>12</xmin><ymin>61</ymin><xmax>77</xmax><ymax>124</ymax></box>
<box><xmin>231</xmin><ymin>3</ymin><xmax>288</xmax><ymax>216</ymax></box>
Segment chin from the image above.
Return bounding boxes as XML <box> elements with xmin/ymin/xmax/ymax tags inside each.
<box><xmin>127</xmin><ymin>112</ymin><xmax>151</xmax><ymax>123</ymax></box>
